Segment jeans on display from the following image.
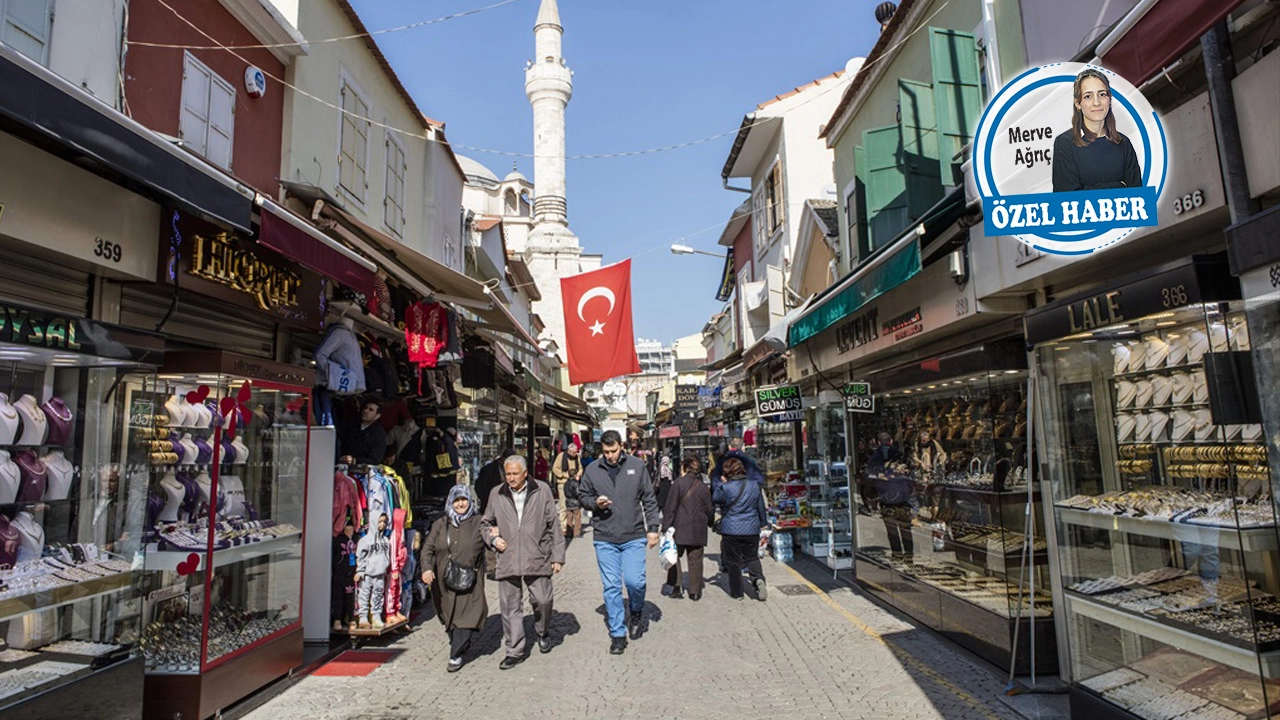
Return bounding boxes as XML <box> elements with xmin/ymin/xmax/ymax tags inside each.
<box><xmin>357</xmin><ymin>573</ymin><xmax>387</xmax><ymax>622</ymax></box>
<box><xmin>720</xmin><ymin>535</ymin><xmax>764</xmax><ymax>598</ymax></box>
<box><xmin>314</xmin><ymin>387</ymin><xmax>334</xmax><ymax>426</ymax></box>
<box><xmin>594</xmin><ymin>538</ymin><xmax>648</xmax><ymax>637</ymax></box>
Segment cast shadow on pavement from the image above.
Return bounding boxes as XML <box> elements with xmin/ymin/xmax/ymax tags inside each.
<box><xmin>592</xmin><ymin>600</ymin><xmax>664</xmax><ymax>636</ymax></box>
<box><xmin>466</xmin><ymin>610</ymin><xmax>582</xmax><ymax>658</ymax></box>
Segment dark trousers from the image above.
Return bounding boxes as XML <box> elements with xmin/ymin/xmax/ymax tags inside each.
<box><xmin>665</xmin><ymin>544</ymin><xmax>705</xmax><ymax>596</ymax></box>
<box><xmin>449</xmin><ymin>627</ymin><xmax>474</xmax><ymax>658</ymax></box>
<box><xmin>721</xmin><ymin>535</ymin><xmax>763</xmax><ymax>599</ymax></box>
<box><xmin>331</xmin><ymin>565</ymin><xmax>356</xmax><ymax>625</ymax></box>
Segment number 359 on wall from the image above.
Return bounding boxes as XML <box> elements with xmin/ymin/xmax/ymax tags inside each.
<box><xmin>93</xmin><ymin>236</ymin><xmax>123</xmax><ymax>263</ymax></box>
<box><xmin>1172</xmin><ymin>189</ymin><xmax>1204</xmax><ymax>216</ymax></box>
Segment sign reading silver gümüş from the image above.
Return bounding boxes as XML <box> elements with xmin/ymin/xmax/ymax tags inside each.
<box><xmin>755</xmin><ymin>384</ymin><xmax>803</xmax><ymax>422</ymax></box>
<box><xmin>843</xmin><ymin>382</ymin><xmax>874</xmax><ymax>413</ymax></box>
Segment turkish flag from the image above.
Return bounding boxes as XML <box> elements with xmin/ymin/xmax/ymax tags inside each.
<box><xmin>561</xmin><ymin>260</ymin><xmax>640</xmax><ymax>385</ymax></box>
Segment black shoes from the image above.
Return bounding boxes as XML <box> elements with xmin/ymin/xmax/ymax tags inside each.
<box><xmin>754</xmin><ymin>577</ymin><xmax>768</xmax><ymax>601</ymax></box>
<box><xmin>669</xmin><ymin>588</ymin><xmax>684</xmax><ymax>600</ymax></box>
<box><xmin>537</xmin><ymin>634</ymin><xmax>552</xmax><ymax>654</ymax></box>
<box><xmin>689</xmin><ymin>593</ymin><xmax>701</xmax><ymax>602</ymax></box>
<box><xmin>628</xmin><ymin>611</ymin><xmax>644</xmax><ymax>640</ymax></box>
<box><xmin>609</xmin><ymin>636</ymin><xmax>627</xmax><ymax>655</ymax></box>
<box><xmin>499</xmin><ymin>655</ymin><xmax>524</xmax><ymax>670</ymax></box>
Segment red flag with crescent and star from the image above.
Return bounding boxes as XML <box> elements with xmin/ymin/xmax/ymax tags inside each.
<box><xmin>561</xmin><ymin>259</ymin><xmax>640</xmax><ymax>385</ymax></box>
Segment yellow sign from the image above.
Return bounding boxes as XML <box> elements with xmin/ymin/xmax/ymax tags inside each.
<box><xmin>190</xmin><ymin>231</ymin><xmax>302</xmax><ymax>311</ymax></box>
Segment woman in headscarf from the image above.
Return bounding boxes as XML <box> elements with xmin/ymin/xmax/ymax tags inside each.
<box><xmin>421</xmin><ymin>484</ymin><xmax>488</xmax><ymax>671</ymax></box>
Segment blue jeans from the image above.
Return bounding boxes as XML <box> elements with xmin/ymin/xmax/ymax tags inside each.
<box><xmin>594</xmin><ymin>538</ymin><xmax>648</xmax><ymax>637</ymax></box>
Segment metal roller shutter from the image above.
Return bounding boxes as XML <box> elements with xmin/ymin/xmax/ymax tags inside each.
<box><xmin>119</xmin><ymin>285</ymin><xmax>276</xmax><ymax>358</ymax></box>
<box><xmin>0</xmin><ymin>249</ymin><xmax>92</xmax><ymax>316</ymax></box>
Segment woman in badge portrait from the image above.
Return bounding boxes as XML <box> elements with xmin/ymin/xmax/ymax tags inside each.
<box><xmin>1052</xmin><ymin>68</ymin><xmax>1142</xmax><ymax>192</ymax></box>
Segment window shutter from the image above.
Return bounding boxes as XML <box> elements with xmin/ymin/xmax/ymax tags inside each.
<box><xmin>862</xmin><ymin>124</ymin><xmax>907</xmax><ymax>253</ymax></box>
<box><xmin>1</xmin><ymin>0</ymin><xmax>52</xmax><ymax>64</ymax></box>
<box><xmin>898</xmin><ymin>78</ymin><xmax>943</xmax><ymax>222</ymax></box>
<box><xmin>853</xmin><ymin>145</ymin><xmax>870</xmax><ymax>261</ymax></box>
<box><xmin>930</xmin><ymin>27</ymin><xmax>982</xmax><ymax>184</ymax></box>
<box><xmin>179</xmin><ymin>59</ymin><xmax>210</xmax><ymax>157</ymax></box>
<box><xmin>751</xmin><ymin>183</ymin><xmax>766</xmax><ymax>252</ymax></box>
<box><xmin>207</xmin><ymin>76</ymin><xmax>235</xmax><ymax>170</ymax></box>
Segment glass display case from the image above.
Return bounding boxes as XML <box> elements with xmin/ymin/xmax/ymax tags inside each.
<box><xmin>1030</xmin><ymin>257</ymin><xmax>1279</xmax><ymax>720</ymax></box>
<box><xmin>800</xmin><ymin>404</ymin><xmax>852</xmax><ymax>569</ymax></box>
<box><xmin>141</xmin><ymin>351</ymin><xmax>309</xmax><ymax>720</ymax></box>
<box><xmin>754</xmin><ymin>416</ymin><xmax>798</xmax><ymax>480</ymax></box>
<box><xmin>0</xmin><ymin>305</ymin><xmax>161</xmax><ymax>719</ymax></box>
<box><xmin>849</xmin><ymin>339</ymin><xmax>1056</xmax><ymax>674</ymax></box>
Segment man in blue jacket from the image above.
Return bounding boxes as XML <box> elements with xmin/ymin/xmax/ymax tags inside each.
<box><xmin>577</xmin><ymin>430</ymin><xmax>660</xmax><ymax>655</ymax></box>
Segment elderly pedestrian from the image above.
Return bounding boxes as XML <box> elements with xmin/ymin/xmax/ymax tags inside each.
<box><xmin>662</xmin><ymin>453</ymin><xmax>714</xmax><ymax>601</ymax></box>
<box><xmin>481</xmin><ymin>455</ymin><xmax>565</xmax><ymax>670</ymax></box>
<box><xmin>578</xmin><ymin>430</ymin><xmax>660</xmax><ymax>655</ymax></box>
<box><xmin>421</xmin><ymin>485</ymin><xmax>487</xmax><ymax>672</ymax></box>
<box><xmin>551</xmin><ymin>442</ymin><xmax>583</xmax><ymax>535</ymax></box>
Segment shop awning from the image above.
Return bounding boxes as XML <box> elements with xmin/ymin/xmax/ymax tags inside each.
<box><xmin>1092</xmin><ymin>0</ymin><xmax>1247</xmax><ymax>87</ymax></box>
<box><xmin>787</xmin><ymin>186</ymin><xmax>967</xmax><ymax>347</ymax></box>
<box><xmin>0</xmin><ymin>43</ymin><xmax>254</xmax><ymax>233</ymax></box>
<box><xmin>282</xmin><ymin>181</ymin><xmax>542</xmax><ymax>353</ymax></box>
<box><xmin>257</xmin><ymin>198</ymin><xmax>377</xmax><ymax>296</ymax></box>
<box><xmin>701</xmin><ymin>348</ymin><xmax>744</xmax><ymax>372</ymax></box>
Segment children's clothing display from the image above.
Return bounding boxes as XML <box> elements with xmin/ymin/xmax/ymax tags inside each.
<box><xmin>355</xmin><ymin>525</ymin><xmax>391</xmax><ymax>627</ymax></box>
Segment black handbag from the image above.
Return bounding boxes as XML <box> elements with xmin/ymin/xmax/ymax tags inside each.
<box><xmin>443</xmin><ymin>526</ymin><xmax>477</xmax><ymax>593</ymax></box>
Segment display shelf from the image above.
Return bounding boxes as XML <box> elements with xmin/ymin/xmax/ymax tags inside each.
<box><xmin>1114</xmin><ymin>361</ymin><xmax>1204</xmax><ymax>379</ymax></box>
<box><xmin>923</xmin><ymin>484</ymin><xmax>1039</xmax><ymax>500</ymax></box>
<box><xmin>1067</xmin><ymin>593</ymin><xmax>1280</xmax><ymax>679</ymax></box>
<box><xmin>142</xmin><ymin>530</ymin><xmax>302</xmax><ymax>573</ymax></box>
<box><xmin>1056</xmin><ymin>507</ymin><xmax>1278</xmax><ymax>551</ymax></box>
<box><xmin>0</xmin><ymin>571</ymin><xmax>136</xmax><ymax>624</ymax></box>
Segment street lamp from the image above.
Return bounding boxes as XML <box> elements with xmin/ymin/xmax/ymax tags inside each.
<box><xmin>670</xmin><ymin>243</ymin><xmax>728</xmax><ymax>259</ymax></box>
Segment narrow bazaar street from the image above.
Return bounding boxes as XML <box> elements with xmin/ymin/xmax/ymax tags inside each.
<box><xmin>240</xmin><ymin>533</ymin><xmax>1041</xmax><ymax>720</ymax></box>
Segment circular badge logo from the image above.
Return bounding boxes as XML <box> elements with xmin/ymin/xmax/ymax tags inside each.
<box><xmin>971</xmin><ymin>63</ymin><xmax>1167</xmax><ymax>255</ymax></box>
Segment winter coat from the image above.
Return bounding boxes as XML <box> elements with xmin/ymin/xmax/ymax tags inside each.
<box><xmin>356</xmin><ymin>529</ymin><xmax>391</xmax><ymax>577</ymax></box>
<box><xmin>711</xmin><ymin>450</ymin><xmax>765</xmax><ymax>486</ymax></box>
<box><xmin>551</xmin><ymin>452</ymin><xmax>582</xmax><ymax>483</ymax></box>
<box><xmin>315</xmin><ymin>323</ymin><xmax>366</xmax><ymax>394</ymax></box>
<box><xmin>713</xmin><ymin>477</ymin><xmax>766</xmax><ymax>537</ymax></box>
<box><xmin>421</xmin><ymin>515</ymin><xmax>488</xmax><ymax>631</ymax></box>
<box><xmin>662</xmin><ymin>472</ymin><xmax>714</xmax><ymax>547</ymax></box>
<box><xmin>480</xmin><ymin>479</ymin><xmax>565</xmax><ymax>579</ymax></box>
<box><xmin>577</xmin><ymin>452</ymin><xmax>660</xmax><ymax>544</ymax></box>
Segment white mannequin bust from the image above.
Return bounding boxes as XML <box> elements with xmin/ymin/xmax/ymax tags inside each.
<box><xmin>221</xmin><ymin>475</ymin><xmax>245</xmax><ymax>516</ymax></box>
<box><xmin>191</xmin><ymin>402</ymin><xmax>212</xmax><ymax>429</ymax></box>
<box><xmin>179</xmin><ymin>434</ymin><xmax>200</xmax><ymax>465</ymax></box>
<box><xmin>195</xmin><ymin>471</ymin><xmax>213</xmax><ymax>506</ymax></box>
<box><xmin>231</xmin><ymin>437</ymin><xmax>250</xmax><ymax>465</ymax></box>
<box><xmin>12</xmin><ymin>511</ymin><xmax>43</xmax><ymax>562</ymax></box>
<box><xmin>14</xmin><ymin>395</ymin><xmax>47</xmax><ymax>445</ymax></box>
<box><xmin>41</xmin><ymin>450</ymin><xmax>74</xmax><ymax>501</ymax></box>
<box><xmin>157</xmin><ymin>473</ymin><xmax>185</xmax><ymax>524</ymax></box>
<box><xmin>0</xmin><ymin>393</ymin><xmax>19</xmax><ymax>445</ymax></box>
<box><xmin>178</xmin><ymin>396</ymin><xmax>199</xmax><ymax>427</ymax></box>
<box><xmin>163</xmin><ymin>395</ymin><xmax>183</xmax><ymax>427</ymax></box>
<box><xmin>0</xmin><ymin>450</ymin><xmax>19</xmax><ymax>504</ymax></box>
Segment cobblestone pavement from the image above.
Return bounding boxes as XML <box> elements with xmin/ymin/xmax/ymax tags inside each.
<box><xmin>245</xmin><ymin>532</ymin><xmax>1030</xmax><ymax>720</ymax></box>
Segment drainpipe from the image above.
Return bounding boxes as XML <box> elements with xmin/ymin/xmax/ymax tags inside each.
<box><xmin>1200</xmin><ymin>20</ymin><xmax>1259</xmax><ymax>224</ymax></box>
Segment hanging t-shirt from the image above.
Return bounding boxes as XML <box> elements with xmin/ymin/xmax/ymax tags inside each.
<box><xmin>404</xmin><ymin>301</ymin><xmax>448</xmax><ymax>368</ymax></box>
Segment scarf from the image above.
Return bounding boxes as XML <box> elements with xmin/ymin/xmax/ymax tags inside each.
<box><xmin>446</xmin><ymin>484</ymin><xmax>476</xmax><ymax>526</ymax></box>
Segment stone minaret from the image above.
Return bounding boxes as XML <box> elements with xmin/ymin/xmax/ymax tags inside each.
<box><xmin>523</xmin><ymin>0</ymin><xmax>591</xmax><ymax>384</ymax></box>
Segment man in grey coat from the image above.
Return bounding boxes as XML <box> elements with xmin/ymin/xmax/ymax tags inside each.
<box><xmin>481</xmin><ymin>455</ymin><xmax>565</xmax><ymax>670</ymax></box>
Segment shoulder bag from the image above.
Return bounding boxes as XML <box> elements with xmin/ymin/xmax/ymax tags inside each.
<box><xmin>443</xmin><ymin>524</ymin><xmax>477</xmax><ymax>594</ymax></box>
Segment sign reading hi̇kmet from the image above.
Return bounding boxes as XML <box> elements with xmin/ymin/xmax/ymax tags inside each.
<box><xmin>755</xmin><ymin>384</ymin><xmax>802</xmax><ymax>423</ymax></box>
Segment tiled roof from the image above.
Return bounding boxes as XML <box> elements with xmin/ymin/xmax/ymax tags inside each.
<box><xmin>476</xmin><ymin>217</ymin><xmax>502</xmax><ymax>232</ymax></box>
<box><xmin>820</xmin><ymin>0</ymin><xmax>918</xmax><ymax>139</ymax></box>
<box><xmin>811</xmin><ymin>201</ymin><xmax>840</xmax><ymax>236</ymax></box>
<box><xmin>757</xmin><ymin>70</ymin><xmax>845</xmax><ymax>110</ymax></box>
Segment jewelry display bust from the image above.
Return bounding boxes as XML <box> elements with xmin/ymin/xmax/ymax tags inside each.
<box><xmin>0</xmin><ymin>393</ymin><xmax>19</xmax><ymax>445</ymax></box>
<box><xmin>41</xmin><ymin>450</ymin><xmax>74</xmax><ymax>501</ymax></box>
<box><xmin>0</xmin><ymin>450</ymin><xmax>19</xmax><ymax>504</ymax></box>
<box><xmin>14</xmin><ymin>450</ymin><xmax>47</xmax><ymax>502</ymax></box>
<box><xmin>163</xmin><ymin>395</ymin><xmax>184</xmax><ymax>427</ymax></box>
<box><xmin>12</xmin><ymin>511</ymin><xmax>44</xmax><ymax>562</ymax></box>
<box><xmin>0</xmin><ymin>515</ymin><xmax>18</xmax><ymax>569</ymax></box>
<box><xmin>190</xmin><ymin>401</ymin><xmax>212</xmax><ymax>429</ymax></box>
<box><xmin>157</xmin><ymin>474</ymin><xmax>185</xmax><ymax>523</ymax></box>
<box><xmin>231</xmin><ymin>437</ymin><xmax>250</xmax><ymax>465</ymax></box>
<box><xmin>41</xmin><ymin>397</ymin><xmax>73</xmax><ymax>446</ymax></box>
<box><xmin>13</xmin><ymin>395</ymin><xmax>47</xmax><ymax>446</ymax></box>
<box><xmin>179</xmin><ymin>435</ymin><xmax>200</xmax><ymax>466</ymax></box>
<box><xmin>195</xmin><ymin>471</ymin><xmax>213</xmax><ymax>507</ymax></box>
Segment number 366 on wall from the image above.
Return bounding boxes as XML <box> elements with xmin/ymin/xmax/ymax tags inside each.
<box><xmin>1172</xmin><ymin>189</ymin><xmax>1204</xmax><ymax>216</ymax></box>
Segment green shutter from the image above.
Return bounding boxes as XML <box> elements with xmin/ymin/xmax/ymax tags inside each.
<box><xmin>898</xmin><ymin>78</ymin><xmax>943</xmax><ymax>223</ymax></box>
<box><xmin>862</xmin><ymin>125</ymin><xmax>906</xmax><ymax>254</ymax></box>
<box><xmin>853</xmin><ymin>145</ymin><xmax>870</xmax><ymax>261</ymax></box>
<box><xmin>930</xmin><ymin>27</ymin><xmax>982</xmax><ymax>184</ymax></box>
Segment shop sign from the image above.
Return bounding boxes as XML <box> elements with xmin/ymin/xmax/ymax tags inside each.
<box><xmin>842</xmin><ymin>382</ymin><xmax>875</xmax><ymax>413</ymax></box>
<box><xmin>1024</xmin><ymin>256</ymin><xmax>1238</xmax><ymax>344</ymax></box>
<box><xmin>714</xmin><ymin>248</ymin><xmax>735</xmax><ymax>302</ymax></box>
<box><xmin>0</xmin><ymin>300</ymin><xmax>163</xmax><ymax>361</ymax></box>
<box><xmin>158</xmin><ymin>209</ymin><xmax>327</xmax><ymax>331</ymax></box>
<box><xmin>659</xmin><ymin>425</ymin><xmax>681</xmax><ymax>439</ymax></box>
<box><xmin>697</xmin><ymin>385</ymin><xmax>721</xmax><ymax>410</ymax></box>
<box><xmin>755</xmin><ymin>384</ymin><xmax>803</xmax><ymax>423</ymax></box>
<box><xmin>0</xmin><ymin>132</ymin><xmax>159</xmax><ymax>281</ymax></box>
<box><xmin>674</xmin><ymin>384</ymin><xmax>699</xmax><ymax>413</ymax></box>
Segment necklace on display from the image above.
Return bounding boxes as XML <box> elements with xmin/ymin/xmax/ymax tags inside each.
<box><xmin>42</xmin><ymin>399</ymin><xmax>71</xmax><ymax>422</ymax></box>
<box><xmin>0</xmin><ymin>394</ymin><xmax>16</xmax><ymax>421</ymax></box>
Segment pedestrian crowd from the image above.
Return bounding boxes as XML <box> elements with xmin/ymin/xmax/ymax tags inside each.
<box><xmin>418</xmin><ymin>429</ymin><xmax>769</xmax><ymax>671</ymax></box>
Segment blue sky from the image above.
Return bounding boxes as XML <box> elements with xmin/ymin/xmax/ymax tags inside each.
<box><xmin>350</xmin><ymin>0</ymin><xmax>882</xmax><ymax>346</ymax></box>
